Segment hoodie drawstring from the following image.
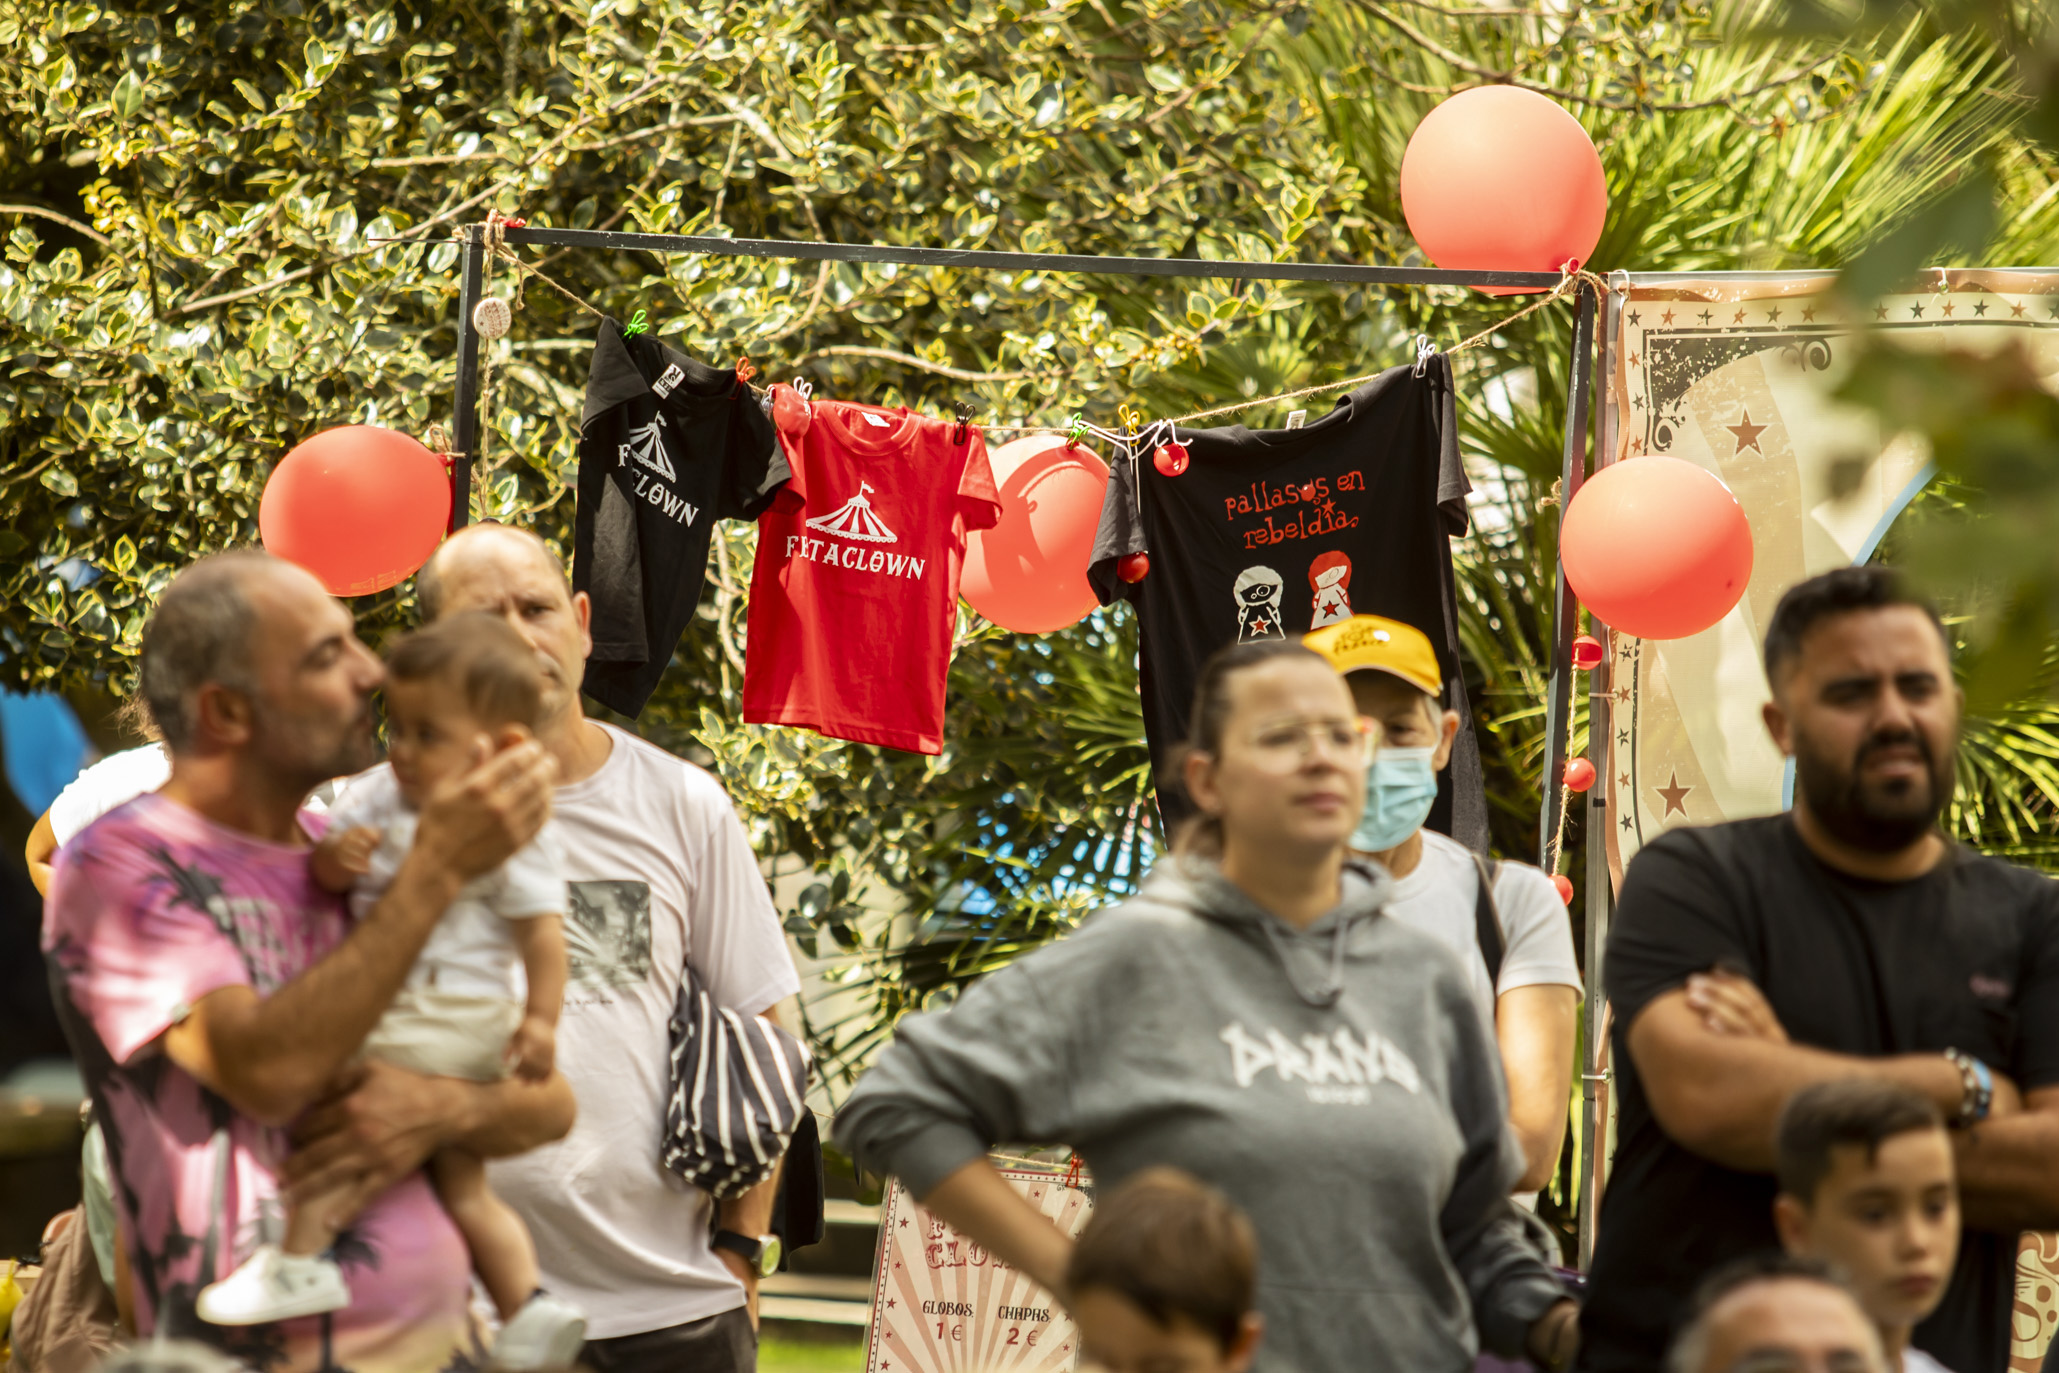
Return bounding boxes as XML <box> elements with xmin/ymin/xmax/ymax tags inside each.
<box><xmin>1257</xmin><ymin>910</ymin><xmax>1360</xmax><ymax>1008</ymax></box>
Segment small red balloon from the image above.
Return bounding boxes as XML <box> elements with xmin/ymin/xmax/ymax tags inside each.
<box><xmin>1564</xmin><ymin>757</ymin><xmax>1597</xmax><ymax>793</ymax></box>
<box><xmin>1399</xmin><ymin>86</ymin><xmax>1607</xmax><ymax>296</ymax></box>
<box><xmin>1552</xmin><ymin>874</ymin><xmax>1575</xmax><ymax>905</ymax></box>
<box><xmin>1153</xmin><ymin>443</ymin><xmax>1189</xmax><ymax>477</ymax></box>
<box><xmin>1117</xmin><ymin>551</ymin><xmax>1151</xmax><ymax>583</ymax></box>
<box><xmin>771</xmin><ymin>383</ymin><xmax>812</xmax><ymax>437</ymax></box>
<box><xmin>1570</xmin><ymin>634</ymin><xmax>1605</xmax><ymax>671</ymax></box>
<box><xmin>260</xmin><ymin>426</ymin><xmax>452</xmax><ymax>597</ymax></box>
<box><xmin>1561</xmin><ymin>457</ymin><xmax>1754</xmax><ymax>641</ymax></box>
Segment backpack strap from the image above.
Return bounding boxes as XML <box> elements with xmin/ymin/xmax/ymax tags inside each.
<box><xmin>1470</xmin><ymin>850</ymin><xmax>1506</xmax><ymax>994</ymax></box>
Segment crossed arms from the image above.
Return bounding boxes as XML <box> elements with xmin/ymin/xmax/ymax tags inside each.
<box><xmin>1629</xmin><ymin>971</ymin><xmax>2059</xmax><ymax>1231</ymax></box>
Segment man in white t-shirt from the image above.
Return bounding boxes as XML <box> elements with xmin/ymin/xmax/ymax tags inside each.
<box><xmin>1306</xmin><ymin>614</ymin><xmax>1583</xmax><ymax>1196</ymax></box>
<box><xmin>387</xmin><ymin>522</ymin><xmax>802</xmax><ymax>1373</ymax></box>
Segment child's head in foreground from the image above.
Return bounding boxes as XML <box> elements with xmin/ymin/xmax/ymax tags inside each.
<box><xmin>383</xmin><ymin>613</ymin><xmax>548</xmax><ymax>806</ymax></box>
<box><xmin>1773</xmin><ymin>1078</ymin><xmax>1959</xmax><ymax>1345</ymax></box>
<box><xmin>1066</xmin><ymin>1168</ymin><xmax>1263</xmax><ymax>1373</ymax></box>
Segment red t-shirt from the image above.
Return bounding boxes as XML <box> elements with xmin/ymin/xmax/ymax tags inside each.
<box><xmin>744</xmin><ymin>400</ymin><xmax>1000</xmax><ymax>753</ymax></box>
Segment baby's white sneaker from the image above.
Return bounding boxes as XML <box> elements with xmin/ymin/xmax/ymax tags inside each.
<box><xmin>196</xmin><ymin>1244</ymin><xmax>350</xmax><ymax>1325</ymax></box>
<box><xmin>492</xmin><ymin>1291</ymin><xmax>587</xmax><ymax>1369</ymax></box>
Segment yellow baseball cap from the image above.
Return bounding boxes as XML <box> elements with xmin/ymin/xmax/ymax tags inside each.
<box><xmin>1303</xmin><ymin>615</ymin><xmax>1442</xmax><ymax>696</ymax></box>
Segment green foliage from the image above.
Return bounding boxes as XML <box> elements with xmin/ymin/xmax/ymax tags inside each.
<box><xmin>7</xmin><ymin>0</ymin><xmax>2058</xmax><ymax>1119</ymax></box>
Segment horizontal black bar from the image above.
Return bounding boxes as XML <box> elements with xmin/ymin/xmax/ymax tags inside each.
<box><xmin>496</xmin><ymin>226</ymin><xmax>1565</xmax><ymax>289</ymax></box>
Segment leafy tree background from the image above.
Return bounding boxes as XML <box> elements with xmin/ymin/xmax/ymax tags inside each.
<box><xmin>5</xmin><ymin>0</ymin><xmax>2057</xmax><ymax>1221</ymax></box>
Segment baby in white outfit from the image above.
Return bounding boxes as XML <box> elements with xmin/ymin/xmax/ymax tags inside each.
<box><xmin>199</xmin><ymin>612</ymin><xmax>579</xmax><ymax>1362</ymax></box>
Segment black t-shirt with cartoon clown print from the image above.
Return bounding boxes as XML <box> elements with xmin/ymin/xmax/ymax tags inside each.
<box><xmin>1088</xmin><ymin>358</ymin><xmax>1485</xmax><ymax>843</ymax></box>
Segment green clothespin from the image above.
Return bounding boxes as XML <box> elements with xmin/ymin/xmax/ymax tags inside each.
<box><xmin>622</xmin><ymin>308</ymin><xmax>649</xmax><ymax>338</ymax></box>
<box><xmin>1065</xmin><ymin>414</ymin><xmax>1088</xmax><ymax>445</ymax></box>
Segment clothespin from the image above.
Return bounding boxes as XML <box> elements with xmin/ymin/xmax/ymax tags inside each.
<box><xmin>1065</xmin><ymin>414</ymin><xmax>1089</xmax><ymax>447</ymax></box>
<box><xmin>621</xmin><ymin>308</ymin><xmax>649</xmax><ymax>338</ymax></box>
<box><xmin>951</xmin><ymin>401</ymin><xmax>976</xmax><ymax>446</ymax></box>
<box><xmin>1412</xmin><ymin>334</ymin><xmax>1437</xmax><ymax>378</ymax></box>
<box><xmin>792</xmin><ymin>378</ymin><xmax>814</xmax><ymax>400</ymax></box>
<box><xmin>735</xmin><ymin>355</ymin><xmax>758</xmax><ymax>385</ymax></box>
<box><xmin>1117</xmin><ymin>402</ymin><xmax>1143</xmax><ymax>437</ymax></box>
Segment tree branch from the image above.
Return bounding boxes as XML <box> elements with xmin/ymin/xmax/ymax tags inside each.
<box><xmin>1144</xmin><ymin>5</ymin><xmax>1291</xmax><ymax>128</ymax></box>
<box><xmin>0</xmin><ymin>204</ymin><xmax>111</xmax><ymax>246</ymax></box>
<box><xmin>804</xmin><ymin>346</ymin><xmax>1052</xmax><ymax>382</ymax></box>
<box><xmin>1352</xmin><ymin>0</ymin><xmax>1847</xmax><ymax>111</ymax></box>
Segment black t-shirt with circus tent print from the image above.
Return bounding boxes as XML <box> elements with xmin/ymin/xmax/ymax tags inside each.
<box><xmin>1088</xmin><ymin>358</ymin><xmax>1487</xmax><ymax>845</ymax></box>
<box><xmin>572</xmin><ymin>317</ymin><xmax>790</xmax><ymax>719</ymax></box>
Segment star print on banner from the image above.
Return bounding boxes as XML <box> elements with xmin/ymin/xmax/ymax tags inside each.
<box><xmin>1726</xmin><ymin>408</ymin><xmax>1769</xmax><ymax>454</ymax></box>
<box><xmin>1656</xmin><ymin>770</ymin><xmax>1693</xmax><ymax>818</ymax></box>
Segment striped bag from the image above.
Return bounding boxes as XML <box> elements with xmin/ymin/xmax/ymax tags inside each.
<box><xmin>661</xmin><ymin>964</ymin><xmax>813</xmax><ymax>1197</ymax></box>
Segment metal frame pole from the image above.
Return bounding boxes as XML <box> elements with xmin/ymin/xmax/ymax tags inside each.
<box><xmin>1577</xmin><ymin>281</ymin><xmax>1620</xmax><ymax>1271</ymax></box>
<box><xmin>490</xmin><ymin>226</ymin><xmax>1566</xmax><ymax>290</ymax></box>
<box><xmin>1538</xmin><ymin>282</ymin><xmax>1598</xmax><ymax>869</ymax></box>
<box><xmin>449</xmin><ymin>224</ymin><xmax>487</xmax><ymax>531</ymax></box>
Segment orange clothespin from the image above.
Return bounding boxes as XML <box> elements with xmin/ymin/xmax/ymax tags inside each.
<box><xmin>735</xmin><ymin>355</ymin><xmax>759</xmax><ymax>385</ymax></box>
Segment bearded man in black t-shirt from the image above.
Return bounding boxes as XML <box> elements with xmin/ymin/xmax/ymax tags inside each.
<box><xmin>1581</xmin><ymin>566</ymin><xmax>2059</xmax><ymax>1373</ymax></box>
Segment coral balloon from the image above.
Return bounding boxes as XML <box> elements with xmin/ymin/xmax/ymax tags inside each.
<box><xmin>1400</xmin><ymin>87</ymin><xmax>1607</xmax><ymax>295</ymax></box>
<box><xmin>260</xmin><ymin>426</ymin><xmax>452</xmax><ymax>597</ymax></box>
<box><xmin>1117</xmin><ymin>552</ymin><xmax>1150</xmax><ymax>584</ymax></box>
<box><xmin>1564</xmin><ymin>757</ymin><xmax>1597</xmax><ymax>793</ymax></box>
<box><xmin>961</xmin><ymin>436</ymin><xmax>1111</xmax><ymax>633</ymax></box>
<box><xmin>1552</xmin><ymin>874</ymin><xmax>1575</xmax><ymax>905</ymax></box>
<box><xmin>1570</xmin><ymin>634</ymin><xmax>1605</xmax><ymax>671</ymax></box>
<box><xmin>772</xmin><ymin>383</ymin><xmax>813</xmax><ymax>437</ymax></box>
<box><xmin>1560</xmin><ymin>457</ymin><xmax>1753</xmax><ymax>640</ymax></box>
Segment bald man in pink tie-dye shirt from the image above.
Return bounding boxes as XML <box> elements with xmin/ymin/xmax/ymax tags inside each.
<box><xmin>44</xmin><ymin>550</ymin><xmax>570</xmax><ymax>1372</ymax></box>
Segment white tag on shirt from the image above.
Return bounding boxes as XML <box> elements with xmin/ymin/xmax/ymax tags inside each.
<box><xmin>1285</xmin><ymin>410</ymin><xmax>1308</xmax><ymax>430</ymax></box>
<box><xmin>861</xmin><ymin>411</ymin><xmax>892</xmax><ymax>429</ymax></box>
<box><xmin>651</xmin><ymin>363</ymin><xmax>686</xmax><ymax>400</ymax></box>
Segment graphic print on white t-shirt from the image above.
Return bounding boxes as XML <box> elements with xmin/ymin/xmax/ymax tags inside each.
<box><xmin>566</xmin><ymin>879</ymin><xmax>654</xmax><ymax>991</ymax></box>
<box><xmin>485</xmin><ymin>723</ymin><xmax>802</xmax><ymax>1340</ymax></box>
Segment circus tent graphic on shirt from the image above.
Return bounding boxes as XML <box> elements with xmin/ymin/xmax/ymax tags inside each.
<box><xmin>806</xmin><ymin>481</ymin><xmax>899</xmax><ymax>544</ymax></box>
<box><xmin>619</xmin><ymin>416</ymin><xmax>677</xmax><ymax>480</ymax></box>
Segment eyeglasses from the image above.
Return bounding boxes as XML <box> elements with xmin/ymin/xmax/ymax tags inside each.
<box><xmin>1238</xmin><ymin>716</ymin><xmax>1378</xmax><ymax>774</ymax></box>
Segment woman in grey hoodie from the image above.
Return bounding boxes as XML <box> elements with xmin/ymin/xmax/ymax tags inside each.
<box><xmin>834</xmin><ymin>639</ymin><xmax>1578</xmax><ymax>1373</ymax></box>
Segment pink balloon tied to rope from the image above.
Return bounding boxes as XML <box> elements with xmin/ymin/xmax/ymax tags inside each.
<box><xmin>260</xmin><ymin>425</ymin><xmax>453</xmax><ymax>597</ymax></box>
<box><xmin>1399</xmin><ymin>86</ymin><xmax>1609</xmax><ymax>296</ymax></box>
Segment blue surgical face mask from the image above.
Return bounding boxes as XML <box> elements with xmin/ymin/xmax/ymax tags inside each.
<box><xmin>1351</xmin><ymin>746</ymin><xmax>1440</xmax><ymax>853</ymax></box>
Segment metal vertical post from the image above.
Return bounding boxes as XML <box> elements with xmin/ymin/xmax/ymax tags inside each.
<box><xmin>1577</xmin><ymin>281</ymin><xmax>1620</xmax><ymax>1272</ymax></box>
<box><xmin>449</xmin><ymin>224</ymin><xmax>487</xmax><ymax>531</ymax></box>
<box><xmin>1538</xmin><ymin>282</ymin><xmax>1599</xmax><ymax>869</ymax></box>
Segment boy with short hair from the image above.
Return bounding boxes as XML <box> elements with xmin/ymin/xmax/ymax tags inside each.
<box><xmin>1066</xmin><ymin>1169</ymin><xmax>1264</xmax><ymax>1373</ymax></box>
<box><xmin>1773</xmin><ymin>1079</ymin><xmax>1961</xmax><ymax>1373</ymax></box>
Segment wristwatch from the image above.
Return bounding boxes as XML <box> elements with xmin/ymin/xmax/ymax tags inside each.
<box><xmin>1944</xmin><ymin>1047</ymin><xmax>1993</xmax><ymax>1127</ymax></box>
<box><xmin>712</xmin><ymin>1229</ymin><xmax>783</xmax><ymax>1278</ymax></box>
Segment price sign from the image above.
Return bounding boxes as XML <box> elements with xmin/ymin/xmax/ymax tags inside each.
<box><xmin>864</xmin><ymin>1166</ymin><xmax>1093</xmax><ymax>1373</ymax></box>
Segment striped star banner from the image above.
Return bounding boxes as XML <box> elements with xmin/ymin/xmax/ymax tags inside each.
<box><xmin>1598</xmin><ymin>268</ymin><xmax>2059</xmax><ymax>1369</ymax></box>
<box><xmin>1602</xmin><ymin>268</ymin><xmax>2059</xmax><ymax>873</ymax></box>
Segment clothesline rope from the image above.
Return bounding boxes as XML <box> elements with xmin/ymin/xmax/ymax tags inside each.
<box><xmin>468</xmin><ymin>224</ymin><xmax>1613</xmax><ymax>440</ymax></box>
